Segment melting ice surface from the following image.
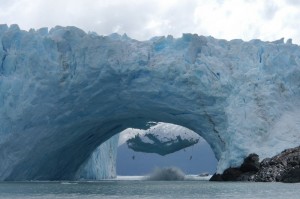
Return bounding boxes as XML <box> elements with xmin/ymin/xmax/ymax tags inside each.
<box><xmin>0</xmin><ymin>24</ymin><xmax>300</xmax><ymax>180</ymax></box>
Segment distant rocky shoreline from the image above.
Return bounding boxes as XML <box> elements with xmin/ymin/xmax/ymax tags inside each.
<box><xmin>210</xmin><ymin>146</ymin><xmax>300</xmax><ymax>183</ymax></box>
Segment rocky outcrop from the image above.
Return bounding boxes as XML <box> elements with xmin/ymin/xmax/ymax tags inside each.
<box><xmin>210</xmin><ymin>153</ymin><xmax>259</xmax><ymax>181</ymax></box>
<box><xmin>210</xmin><ymin>146</ymin><xmax>300</xmax><ymax>183</ymax></box>
<box><xmin>281</xmin><ymin>168</ymin><xmax>300</xmax><ymax>183</ymax></box>
<box><xmin>254</xmin><ymin>146</ymin><xmax>300</xmax><ymax>182</ymax></box>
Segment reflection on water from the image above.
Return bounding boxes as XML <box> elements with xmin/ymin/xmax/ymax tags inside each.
<box><xmin>0</xmin><ymin>180</ymin><xmax>299</xmax><ymax>199</ymax></box>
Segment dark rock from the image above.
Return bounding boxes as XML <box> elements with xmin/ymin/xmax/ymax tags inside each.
<box><xmin>254</xmin><ymin>145</ymin><xmax>300</xmax><ymax>182</ymax></box>
<box><xmin>289</xmin><ymin>161</ymin><xmax>298</xmax><ymax>167</ymax></box>
<box><xmin>210</xmin><ymin>154</ymin><xmax>259</xmax><ymax>181</ymax></box>
<box><xmin>281</xmin><ymin>168</ymin><xmax>300</xmax><ymax>183</ymax></box>
<box><xmin>269</xmin><ymin>159</ymin><xmax>277</xmax><ymax>166</ymax></box>
<box><xmin>260</xmin><ymin>158</ymin><xmax>271</xmax><ymax>167</ymax></box>
<box><xmin>237</xmin><ymin>172</ymin><xmax>257</xmax><ymax>181</ymax></box>
<box><xmin>210</xmin><ymin>146</ymin><xmax>300</xmax><ymax>183</ymax></box>
<box><xmin>254</xmin><ymin>164</ymin><xmax>285</xmax><ymax>182</ymax></box>
<box><xmin>240</xmin><ymin>153</ymin><xmax>260</xmax><ymax>172</ymax></box>
<box><xmin>210</xmin><ymin>153</ymin><xmax>260</xmax><ymax>181</ymax></box>
<box><xmin>209</xmin><ymin>174</ymin><xmax>223</xmax><ymax>181</ymax></box>
<box><xmin>222</xmin><ymin>168</ymin><xmax>242</xmax><ymax>181</ymax></box>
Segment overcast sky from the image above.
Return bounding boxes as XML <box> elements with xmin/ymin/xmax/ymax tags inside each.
<box><xmin>1</xmin><ymin>0</ymin><xmax>300</xmax><ymax>43</ymax></box>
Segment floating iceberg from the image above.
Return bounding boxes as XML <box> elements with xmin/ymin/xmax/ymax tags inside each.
<box><xmin>0</xmin><ymin>24</ymin><xmax>300</xmax><ymax>180</ymax></box>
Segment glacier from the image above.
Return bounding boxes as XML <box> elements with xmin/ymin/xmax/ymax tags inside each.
<box><xmin>0</xmin><ymin>24</ymin><xmax>300</xmax><ymax>180</ymax></box>
<box><xmin>76</xmin><ymin>134</ymin><xmax>119</xmax><ymax>180</ymax></box>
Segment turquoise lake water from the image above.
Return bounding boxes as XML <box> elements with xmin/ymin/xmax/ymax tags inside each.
<box><xmin>0</xmin><ymin>180</ymin><xmax>299</xmax><ymax>199</ymax></box>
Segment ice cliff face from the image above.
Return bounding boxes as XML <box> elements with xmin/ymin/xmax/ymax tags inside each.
<box><xmin>76</xmin><ymin>134</ymin><xmax>119</xmax><ymax>180</ymax></box>
<box><xmin>125</xmin><ymin>123</ymin><xmax>200</xmax><ymax>155</ymax></box>
<box><xmin>0</xmin><ymin>24</ymin><xmax>300</xmax><ymax>180</ymax></box>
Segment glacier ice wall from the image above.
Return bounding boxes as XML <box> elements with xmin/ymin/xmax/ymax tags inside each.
<box><xmin>0</xmin><ymin>24</ymin><xmax>300</xmax><ymax>180</ymax></box>
<box><xmin>76</xmin><ymin>134</ymin><xmax>119</xmax><ymax>180</ymax></box>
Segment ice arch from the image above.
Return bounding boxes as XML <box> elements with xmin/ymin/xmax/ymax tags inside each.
<box><xmin>0</xmin><ymin>25</ymin><xmax>300</xmax><ymax>180</ymax></box>
<box><xmin>77</xmin><ymin>123</ymin><xmax>202</xmax><ymax>180</ymax></box>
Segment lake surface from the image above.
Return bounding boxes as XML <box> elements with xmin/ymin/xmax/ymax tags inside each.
<box><xmin>0</xmin><ymin>180</ymin><xmax>299</xmax><ymax>199</ymax></box>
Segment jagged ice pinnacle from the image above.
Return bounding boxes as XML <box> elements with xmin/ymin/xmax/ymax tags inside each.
<box><xmin>0</xmin><ymin>24</ymin><xmax>299</xmax><ymax>180</ymax></box>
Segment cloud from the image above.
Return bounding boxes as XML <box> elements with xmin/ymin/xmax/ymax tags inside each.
<box><xmin>1</xmin><ymin>0</ymin><xmax>300</xmax><ymax>43</ymax></box>
<box><xmin>261</xmin><ymin>0</ymin><xmax>279</xmax><ymax>20</ymax></box>
<box><xmin>286</xmin><ymin>0</ymin><xmax>300</xmax><ymax>6</ymax></box>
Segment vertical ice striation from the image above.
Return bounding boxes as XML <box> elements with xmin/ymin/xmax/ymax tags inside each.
<box><xmin>0</xmin><ymin>24</ymin><xmax>299</xmax><ymax>180</ymax></box>
<box><xmin>76</xmin><ymin>134</ymin><xmax>119</xmax><ymax>180</ymax></box>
